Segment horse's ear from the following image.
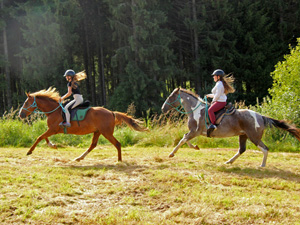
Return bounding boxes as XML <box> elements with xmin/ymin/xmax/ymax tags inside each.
<box><xmin>26</xmin><ymin>92</ymin><xmax>31</xmax><ymax>97</ymax></box>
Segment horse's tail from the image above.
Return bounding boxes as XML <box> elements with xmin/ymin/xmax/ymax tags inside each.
<box><xmin>263</xmin><ymin>116</ymin><xmax>300</xmax><ymax>141</ymax></box>
<box><xmin>113</xmin><ymin>112</ymin><xmax>149</xmax><ymax>132</ymax></box>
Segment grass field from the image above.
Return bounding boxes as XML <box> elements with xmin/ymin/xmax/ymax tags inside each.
<box><xmin>1</xmin><ymin>146</ymin><xmax>300</xmax><ymax>224</ymax></box>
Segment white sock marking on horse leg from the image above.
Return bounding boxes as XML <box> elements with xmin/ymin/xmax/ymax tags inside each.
<box><xmin>47</xmin><ymin>141</ymin><xmax>56</xmax><ymax>149</ymax></box>
<box><xmin>258</xmin><ymin>145</ymin><xmax>268</xmax><ymax>167</ymax></box>
<box><xmin>225</xmin><ymin>152</ymin><xmax>241</xmax><ymax>164</ymax></box>
<box><xmin>169</xmin><ymin>137</ymin><xmax>187</xmax><ymax>157</ymax></box>
<box><xmin>75</xmin><ymin>150</ymin><xmax>90</xmax><ymax>161</ymax></box>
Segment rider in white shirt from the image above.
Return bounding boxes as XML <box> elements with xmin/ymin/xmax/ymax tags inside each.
<box><xmin>206</xmin><ymin>69</ymin><xmax>235</xmax><ymax>137</ymax></box>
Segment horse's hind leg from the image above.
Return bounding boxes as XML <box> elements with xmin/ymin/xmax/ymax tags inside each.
<box><xmin>225</xmin><ymin>134</ymin><xmax>247</xmax><ymax>165</ymax></box>
<box><xmin>257</xmin><ymin>140</ymin><xmax>268</xmax><ymax>167</ymax></box>
<box><xmin>75</xmin><ymin>131</ymin><xmax>101</xmax><ymax>162</ymax></box>
<box><xmin>102</xmin><ymin>133</ymin><xmax>122</xmax><ymax>162</ymax></box>
<box><xmin>27</xmin><ymin>129</ymin><xmax>55</xmax><ymax>155</ymax></box>
<box><xmin>246</xmin><ymin>133</ymin><xmax>269</xmax><ymax>167</ymax></box>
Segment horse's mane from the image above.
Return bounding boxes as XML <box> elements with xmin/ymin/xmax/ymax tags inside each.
<box><xmin>28</xmin><ymin>87</ymin><xmax>60</xmax><ymax>102</ymax></box>
<box><xmin>179</xmin><ymin>88</ymin><xmax>204</xmax><ymax>102</ymax></box>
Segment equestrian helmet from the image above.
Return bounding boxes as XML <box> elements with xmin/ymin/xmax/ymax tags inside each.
<box><xmin>64</xmin><ymin>69</ymin><xmax>76</xmax><ymax>77</ymax></box>
<box><xmin>211</xmin><ymin>69</ymin><xmax>225</xmax><ymax>76</ymax></box>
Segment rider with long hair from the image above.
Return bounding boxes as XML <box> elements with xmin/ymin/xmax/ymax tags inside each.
<box><xmin>59</xmin><ymin>69</ymin><xmax>87</xmax><ymax>127</ymax></box>
<box><xmin>206</xmin><ymin>69</ymin><xmax>235</xmax><ymax>137</ymax></box>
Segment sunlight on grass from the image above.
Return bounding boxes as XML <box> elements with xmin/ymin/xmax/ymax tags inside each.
<box><xmin>1</xmin><ymin>145</ymin><xmax>300</xmax><ymax>224</ymax></box>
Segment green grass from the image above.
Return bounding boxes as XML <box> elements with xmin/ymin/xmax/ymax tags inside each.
<box><xmin>1</xmin><ymin>146</ymin><xmax>300</xmax><ymax>224</ymax></box>
<box><xmin>1</xmin><ymin>109</ymin><xmax>300</xmax><ymax>153</ymax></box>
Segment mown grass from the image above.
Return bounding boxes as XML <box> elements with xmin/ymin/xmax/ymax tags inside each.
<box><xmin>1</xmin><ymin>146</ymin><xmax>300</xmax><ymax>224</ymax></box>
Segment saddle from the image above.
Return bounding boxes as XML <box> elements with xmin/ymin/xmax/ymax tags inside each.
<box><xmin>213</xmin><ymin>102</ymin><xmax>236</xmax><ymax>125</ymax></box>
<box><xmin>61</xmin><ymin>100</ymin><xmax>91</xmax><ymax>123</ymax></box>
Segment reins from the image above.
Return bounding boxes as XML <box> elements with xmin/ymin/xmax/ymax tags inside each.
<box><xmin>22</xmin><ymin>96</ymin><xmax>65</xmax><ymax>115</ymax></box>
<box><xmin>204</xmin><ymin>96</ymin><xmax>211</xmax><ymax>129</ymax></box>
<box><xmin>166</xmin><ymin>91</ymin><xmax>211</xmax><ymax>129</ymax></box>
<box><xmin>166</xmin><ymin>91</ymin><xmax>203</xmax><ymax>115</ymax></box>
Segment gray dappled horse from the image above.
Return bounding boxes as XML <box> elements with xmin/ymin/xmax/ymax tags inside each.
<box><xmin>161</xmin><ymin>88</ymin><xmax>300</xmax><ymax>167</ymax></box>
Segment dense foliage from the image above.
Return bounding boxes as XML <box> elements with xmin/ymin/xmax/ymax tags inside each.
<box><xmin>1</xmin><ymin>0</ymin><xmax>300</xmax><ymax>117</ymax></box>
<box><xmin>267</xmin><ymin>38</ymin><xmax>300</xmax><ymax>125</ymax></box>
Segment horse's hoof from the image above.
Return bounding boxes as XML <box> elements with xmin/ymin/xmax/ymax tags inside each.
<box><xmin>195</xmin><ymin>145</ymin><xmax>200</xmax><ymax>150</ymax></box>
<box><xmin>74</xmin><ymin>158</ymin><xmax>81</xmax><ymax>162</ymax></box>
<box><xmin>26</xmin><ymin>152</ymin><xmax>32</xmax><ymax>156</ymax></box>
<box><xmin>169</xmin><ymin>153</ymin><xmax>174</xmax><ymax>158</ymax></box>
<box><xmin>225</xmin><ymin>161</ymin><xmax>232</xmax><ymax>164</ymax></box>
<box><xmin>47</xmin><ymin>142</ymin><xmax>57</xmax><ymax>149</ymax></box>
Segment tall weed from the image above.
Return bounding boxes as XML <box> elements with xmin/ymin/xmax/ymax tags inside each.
<box><xmin>1</xmin><ymin>106</ymin><xmax>299</xmax><ymax>152</ymax></box>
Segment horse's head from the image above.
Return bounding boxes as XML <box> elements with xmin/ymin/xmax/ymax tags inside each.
<box><xmin>161</xmin><ymin>88</ymin><xmax>180</xmax><ymax>113</ymax></box>
<box><xmin>19</xmin><ymin>93</ymin><xmax>37</xmax><ymax>119</ymax></box>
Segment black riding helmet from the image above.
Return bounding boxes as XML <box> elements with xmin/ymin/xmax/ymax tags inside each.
<box><xmin>63</xmin><ymin>69</ymin><xmax>76</xmax><ymax>77</ymax></box>
<box><xmin>211</xmin><ymin>69</ymin><xmax>225</xmax><ymax>76</ymax></box>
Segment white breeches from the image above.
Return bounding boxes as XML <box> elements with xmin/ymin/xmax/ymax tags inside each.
<box><xmin>65</xmin><ymin>94</ymin><xmax>83</xmax><ymax>123</ymax></box>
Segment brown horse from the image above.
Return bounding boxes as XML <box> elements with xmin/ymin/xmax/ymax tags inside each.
<box><xmin>162</xmin><ymin>88</ymin><xmax>300</xmax><ymax>167</ymax></box>
<box><xmin>19</xmin><ymin>87</ymin><xmax>148</xmax><ymax>161</ymax></box>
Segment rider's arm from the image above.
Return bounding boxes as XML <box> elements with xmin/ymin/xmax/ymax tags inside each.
<box><xmin>60</xmin><ymin>86</ymin><xmax>72</xmax><ymax>101</ymax></box>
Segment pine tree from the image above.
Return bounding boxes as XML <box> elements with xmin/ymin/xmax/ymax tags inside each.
<box><xmin>106</xmin><ymin>0</ymin><xmax>176</xmax><ymax>116</ymax></box>
<box><xmin>15</xmin><ymin>0</ymin><xmax>82</xmax><ymax>91</ymax></box>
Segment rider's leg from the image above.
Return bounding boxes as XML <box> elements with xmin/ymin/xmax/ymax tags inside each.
<box><xmin>207</xmin><ymin>101</ymin><xmax>226</xmax><ymax>137</ymax></box>
<box><xmin>61</xmin><ymin>100</ymin><xmax>75</xmax><ymax>127</ymax></box>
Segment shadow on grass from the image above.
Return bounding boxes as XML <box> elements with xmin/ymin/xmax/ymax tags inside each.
<box><xmin>59</xmin><ymin>161</ymin><xmax>149</xmax><ymax>175</ymax></box>
<box><xmin>216</xmin><ymin>165</ymin><xmax>300</xmax><ymax>182</ymax></box>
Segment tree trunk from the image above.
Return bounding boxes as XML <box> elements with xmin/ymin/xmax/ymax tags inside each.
<box><xmin>97</xmin><ymin>6</ymin><xmax>106</xmax><ymax>106</ymax></box>
<box><xmin>1</xmin><ymin>0</ymin><xmax>12</xmax><ymax>110</ymax></box>
<box><xmin>98</xmin><ymin>34</ymin><xmax>106</xmax><ymax>106</ymax></box>
<box><xmin>83</xmin><ymin>15</ymin><xmax>96</xmax><ymax>105</ymax></box>
<box><xmin>192</xmin><ymin>0</ymin><xmax>201</xmax><ymax>93</ymax></box>
<box><xmin>131</xmin><ymin>0</ymin><xmax>138</xmax><ymax>63</ymax></box>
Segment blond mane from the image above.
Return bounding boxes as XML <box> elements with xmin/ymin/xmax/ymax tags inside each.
<box><xmin>29</xmin><ymin>87</ymin><xmax>60</xmax><ymax>102</ymax></box>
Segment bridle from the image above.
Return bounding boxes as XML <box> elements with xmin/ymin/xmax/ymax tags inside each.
<box><xmin>166</xmin><ymin>90</ymin><xmax>211</xmax><ymax>129</ymax></box>
<box><xmin>166</xmin><ymin>91</ymin><xmax>204</xmax><ymax>114</ymax></box>
<box><xmin>21</xmin><ymin>96</ymin><xmax>65</xmax><ymax>114</ymax></box>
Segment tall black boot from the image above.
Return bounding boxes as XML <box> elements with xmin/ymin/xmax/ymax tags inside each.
<box><xmin>207</xmin><ymin>124</ymin><xmax>216</xmax><ymax>137</ymax></box>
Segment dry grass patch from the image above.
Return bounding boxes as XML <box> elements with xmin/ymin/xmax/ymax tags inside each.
<box><xmin>1</xmin><ymin>146</ymin><xmax>300</xmax><ymax>224</ymax></box>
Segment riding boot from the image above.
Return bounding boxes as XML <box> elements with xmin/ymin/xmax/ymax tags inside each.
<box><xmin>63</xmin><ymin>122</ymin><xmax>71</xmax><ymax>127</ymax></box>
<box><xmin>207</xmin><ymin>124</ymin><xmax>217</xmax><ymax>137</ymax></box>
<box><xmin>59</xmin><ymin>121</ymin><xmax>71</xmax><ymax>128</ymax></box>
<box><xmin>59</xmin><ymin>121</ymin><xmax>65</xmax><ymax>127</ymax></box>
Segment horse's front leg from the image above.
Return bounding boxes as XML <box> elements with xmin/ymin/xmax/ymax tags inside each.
<box><xmin>225</xmin><ymin>134</ymin><xmax>247</xmax><ymax>165</ymax></box>
<box><xmin>27</xmin><ymin>129</ymin><xmax>55</xmax><ymax>155</ymax></box>
<box><xmin>45</xmin><ymin>138</ymin><xmax>57</xmax><ymax>149</ymax></box>
<box><xmin>186</xmin><ymin>141</ymin><xmax>199</xmax><ymax>150</ymax></box>
<box><xmin>74</xmin><ymin>132</ymin><xmax>101</xmax><ymax>162</ymax></box>
<box><xmin>169</xmin><ymin>131</ymin><xmax>197</xmax><ymax>157</ymax></box>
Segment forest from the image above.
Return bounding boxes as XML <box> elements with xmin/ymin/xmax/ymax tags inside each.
<box><xmin>1</xmin><ymin>0</ymin><xmax>300</xmax><ymax>117</ymax></box>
